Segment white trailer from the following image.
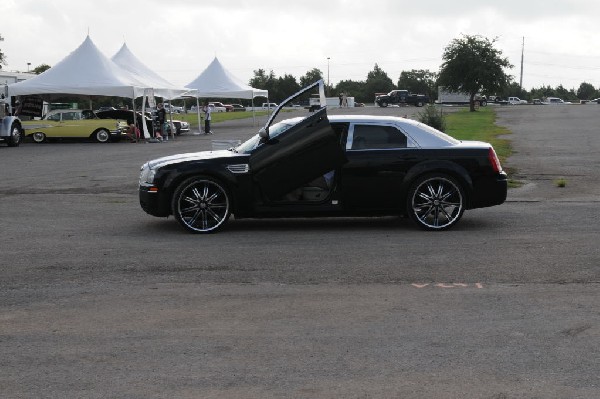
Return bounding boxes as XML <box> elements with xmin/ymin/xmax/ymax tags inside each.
<box><xmin>436</xmin><ymin>87</ymin><xmax>487</xmax><ymax>106</ymax></box>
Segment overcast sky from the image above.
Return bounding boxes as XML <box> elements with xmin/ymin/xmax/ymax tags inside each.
<box><xmin>3</xmin><ymin>0</ymin><xmax>600</xmax><ymax>91</ymax></box>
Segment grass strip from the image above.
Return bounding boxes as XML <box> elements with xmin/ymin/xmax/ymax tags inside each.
<box><xmin>445</xmin><ymin>107</ymin><xmax>518</xmax><ymax>187</ymax></box>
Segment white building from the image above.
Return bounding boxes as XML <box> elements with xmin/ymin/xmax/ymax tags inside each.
<box><xmin>1</xmin><ymin>71</ymin><xmax>36</xmax><ymax>86</ymax></box>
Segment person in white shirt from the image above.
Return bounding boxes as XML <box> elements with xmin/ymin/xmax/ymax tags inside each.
<box><xmin>203</xmin><ymin>101</ymin><xmax>213</xmax><ymax>135</ymax></box>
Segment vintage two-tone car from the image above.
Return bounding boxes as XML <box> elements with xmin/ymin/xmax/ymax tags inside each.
<box><xmin>139</xmin><ymin>81</ymin><xmax>507</xmax><ymax>233</ymax></box>
<box><xmin>22</xmin><ymin>109</ymin><xmax>126</xmax><ymax>143</ymax></box>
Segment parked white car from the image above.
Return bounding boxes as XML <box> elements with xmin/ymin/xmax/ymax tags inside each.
<box><xmin>208</xmin><ymin>102</ymin><xmax>226</xmax><ymax>112</ymax></box>
<box><xmin>262</xmin><ymin>103</ymin><xmax>278</xmax><ymax>109</ymax></box>
<box><xmin>507</xmin><ymin>97</ymin><xmax>527</xmax><ymax>105</ymax></box>
<box><xmin>164</xmin><ymin>104</ymin><xmax>184</xmax><ymax>113</ymax></box>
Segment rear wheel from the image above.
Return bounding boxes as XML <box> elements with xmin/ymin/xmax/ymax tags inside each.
<box><xmin>172</xmin><ymin>176</ymin><xmax>231</xmax><ymax>233</ymax></box>
<box><xmin>407</xmin><ymin>174</ymin><xmax>465</xmax><ymax>230</ymax></box>
<box><xmin>7</xmin><ymin>122</ymin><xmax>22</xmax><ymax>147</ymax></box>
<box><xmin>94</xmin><ymin>129</ymin><xmax>110</xmax><ymax>143</ymax></box>
<box><xmin>32</xmin><ymin>132</ymin><xmax>46</xmax><ymax>143</ymax></box>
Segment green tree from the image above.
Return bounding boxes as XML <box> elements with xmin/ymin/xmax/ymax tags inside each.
<box><xmin>275</xmin><ymin>74</ymin><xmax>300</xmax><ymax>102</ymax></box>
<box><xmin>500</xmin><ymin>81</ymin><xmax>528</xmax><ymax>100</ymax></box>
<box><xmin>576</xmin><ymin>82</ymin><xmax>596</xmax><ymax>100</ymax></box>
<box><xmin>334</xmin><ymin>79</ymin><xmax>367</xmax><ymax>102</ymax></box>
<box><xmin>364</xmin><ymin>64</ymin><xmax>395</xmax><ymax>102</ymax></box>
<box><xmin>398</xmin><ymin>69</ymin><xmax>437</xmax><ymax>100</ymax></box>
<box><xmin>438</xmin><ymin>34</ymin><xmax>512</xmax><ymax>111</ymax></box>
<box><xmin>299</xmin><ymin>68</ymin><xmax>324</xmax><ymax>87</ymax></box>
<box><xmin>249</xmin><ymin>69</ymin><xmax>275</xmax><ymax>90</ymax></box>
<box><xmin>32</xmin><ymin>64</ymin><xmax>51</xmax><ymax>74</ymax></box>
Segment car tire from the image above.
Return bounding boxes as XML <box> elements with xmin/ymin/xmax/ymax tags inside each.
<box><xmin>32</xmin><ymin>132</ymin><xmax>46</xmax><ymax>143</ymax></box>
<box><xmin>172</xmin><ymin>176</ymin><xmax>231</xmax><ymax>233</ymax></box>
<box><xmin>416</xmin><ymin>101</ymin><xmax>424</xmax><ymax>107</ymax></box>
<box><xmin>94</xmin><ymin>129</ymin><xmax>110</xmax><ymax>143</ymax></box>
<box><xmin>407</xmin><ymin>173</ymin><xmax>466</xmax><ymax>230</ymax></box>
<box><xmin>7</xmin><ymin>122</ymin><xmax>22</xmax><ymax>147</ymax></box>
<box><xmin>380</xmin><ymin>101</ymin><xmax>388</xmax><ymax>107</ymax></box>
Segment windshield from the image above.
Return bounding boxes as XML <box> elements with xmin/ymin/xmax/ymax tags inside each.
<box><xmin>235</xmin><ymin>117</ymin><xmax>304</xmax><ymax>154</ymax></box>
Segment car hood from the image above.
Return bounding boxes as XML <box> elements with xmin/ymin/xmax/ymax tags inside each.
<box><xmin>147</xmin><ymin>149</ymin><xmax>246</xmax><ymax>169</ymax></box>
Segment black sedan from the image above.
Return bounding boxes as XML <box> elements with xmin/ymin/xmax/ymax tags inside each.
<box><xmin>139</xmin><ymin>82</ymin><xmax>507</xmax><ymax>233</ymax></box>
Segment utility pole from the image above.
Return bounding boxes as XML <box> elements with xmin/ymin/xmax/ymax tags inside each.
<box><xmin>519</xmin><ymin>36</ymin><xmax>524</xmax><ymax>89</ymax></box>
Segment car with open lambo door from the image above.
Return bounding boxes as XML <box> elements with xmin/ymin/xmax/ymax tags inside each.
<box><xmin>22</xmin><ymin>109</ymin><xmax>126</xmax><ymax>143</ymax></box>
<box><xmin>139</xmin><ymin>80</ymin><xmax>507</xmax><ymax>233</ymax></box>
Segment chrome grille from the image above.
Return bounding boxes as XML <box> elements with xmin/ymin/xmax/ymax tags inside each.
<box><xmin>226</xmin><ymin>164</ymin><xmax>249</xmax><ymax>174</ymax></box>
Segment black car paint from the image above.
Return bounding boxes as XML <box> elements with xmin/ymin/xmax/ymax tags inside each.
<box><xmin>96</xmin><ymin>109</ymin><xmax>154</xmax><ymax>137</ymax></box>
<box><xmin>140</xmin><ymin>112</ymin><xmax>506</xmax><ymax>228</ymax></box>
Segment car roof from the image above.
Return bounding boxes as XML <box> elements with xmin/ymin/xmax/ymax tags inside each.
<box><xmin>274</xmin><ymin>114</ymin><xmax>460</xmax><ymax>147</ymax></box>
<box><xmin>47</xmin><ymin>109</ymin><xmax>84</xmax><ymax>114</ymax></box>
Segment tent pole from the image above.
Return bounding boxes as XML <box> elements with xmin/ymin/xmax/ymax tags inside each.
<box><xmin>167</xmin><ymin>100</ymin><xmax>173</xmax><ymax>140</ymax></box>
<box><xmin>196</xmin><ymin>97</ymin><xmax>202</xmax><ymax>134</ymax></box>
<box><xmin>252</xmin><ymin>96</ymin><xmax>255</xmax><ymax>126</ymax></box>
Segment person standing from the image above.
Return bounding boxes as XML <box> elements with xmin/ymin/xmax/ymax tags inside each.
<box><xmin>203</xmin><ymin>101</ymin><xmax>213</xmax><ymax>135</ymax></box>
<box><xmin>156</xmin><ymin>102</ymin><xmax>167</xmax><ymax>141</ymax></box>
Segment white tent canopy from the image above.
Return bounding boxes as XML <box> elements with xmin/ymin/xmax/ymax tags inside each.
<box><xmin>185</xmin><ymin>57</ymin><xmax>268</xmax><ymax>99</ymax></box>
<box><xmin>111</xmin><ymin>43</ymin><xmax>190</xmax><ymax>100</ymax></box>
<box><xmin>7</xmin><ymin>36</ymin><xmax>147</xmax><ymax>98</ymax></box>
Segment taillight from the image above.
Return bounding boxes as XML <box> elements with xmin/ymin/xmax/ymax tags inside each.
<box><xmin>488</xmin><ymin>147</ymin><xmax>502</xmax><ymax>173</ymax></box>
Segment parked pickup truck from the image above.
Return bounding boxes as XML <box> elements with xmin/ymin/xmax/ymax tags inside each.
<box><xmin>375</xmin><ymin>90</ymin><xmax>429</xmax><ymax>107</ymax></box>
<box><xmin>0</xmin><ymin>94</ymin><xmax>23</xmax><ymax>147</ymax></box>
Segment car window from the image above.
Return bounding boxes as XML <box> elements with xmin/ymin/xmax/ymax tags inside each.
<box><xmin>47</xmin><ymin>113</ymin><xmax>61</xmax><ymax>121</ymax></box>
<box><xmin>62</xmin><ymin>112</ymin><xmax>79</xmax><ymax>121</ymax></box>
<box><xmin>81</xmin><ymin>110</ymin><xmax>95</xmax><ymax>120</ymax></box>
<box><xmin>350</xmin><ymin>124</ymin><xmax>407</xmax><ymax>150</ymax></box>
<box><xmin>236</xmin><ymin>118</ymin><xmax>304</xmax><ymax>154</ymax></box>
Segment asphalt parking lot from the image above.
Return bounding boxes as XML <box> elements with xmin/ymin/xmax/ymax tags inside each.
<box><xmin>1</xmin><ymin>104</ymin><xmax>599</xmax><ymax>398</ymax></box>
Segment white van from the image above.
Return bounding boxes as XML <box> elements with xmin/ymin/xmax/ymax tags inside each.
<box><xmin>262</xmin><ymin>103</ymin><xmax>278</xmax><ymax>109</ymax></box>
<box><xmin>543</xmin><ymin>97</ymin><xmax>565</xmax><ymax>105</ymax></box>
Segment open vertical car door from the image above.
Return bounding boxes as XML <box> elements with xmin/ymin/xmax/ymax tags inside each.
<box><xmin>249</xmin><ymin>80</ymin><xmax>347</xmax><ymax>200</ymax></box>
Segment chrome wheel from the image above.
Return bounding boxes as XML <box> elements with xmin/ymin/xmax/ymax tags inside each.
<box><xmin>172</xmin><ymin>177</ymin><xmax>231</xmax><ymax>233</ymax></box>
<box><xmin>7</xmin><ymin>123</ymin><xmax>21</xmax><ymax>147</ymax></box>
<box><xmin>95</xmin><ymin>129</ymin><xmax>110</xmax><ymax>143</ymax></box>
<box><xmin>32</xmin><ymin>132</ymin><xmax>46</xmax><ymax>143</ymax></box>
<box><xmin>408</xmin><ymin>174</ymin><xmax>465</xmax><ymax>230</ymax></box>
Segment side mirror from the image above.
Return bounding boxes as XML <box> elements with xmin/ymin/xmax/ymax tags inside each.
<box><xmin>258</xmin><ymin>127</ymin><xmax>269</xmax><ymax>140</ymax></box>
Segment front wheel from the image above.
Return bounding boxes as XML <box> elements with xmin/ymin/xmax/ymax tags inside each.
<box><xmin>94</xmin><ymin>129</ymin><xmax>110</xmax><ymax>143</ymax></box>
<box><xmin>172</xmin><ymin>177</ymin><xmax>231</xmax><ymax>233</ymax></box>
<box><xmin>380</xmin><ymin>101</ymin><xmax>388</xmax><ymax>107</ymax></box>
<box><xmin>407</xmin><ymin>174</ymin><xmax>466</xmax><ymax>230</ymax></box>
<box><xmin>7</xmin><ymin>122</ymin><xmax>22</xmax><ymax>147</ymax></box>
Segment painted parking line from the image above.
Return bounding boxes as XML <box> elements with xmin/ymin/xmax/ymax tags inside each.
<box><xmin>411</xmin><ymin>283</ymin><xmax>484</xmax><ymax>289</ymax></box>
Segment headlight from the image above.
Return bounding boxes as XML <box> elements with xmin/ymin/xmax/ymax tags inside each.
<box><xmin>139</xmin><ymin>163</ymin><xmax>156</xmax><ymax>186</ymax></box>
